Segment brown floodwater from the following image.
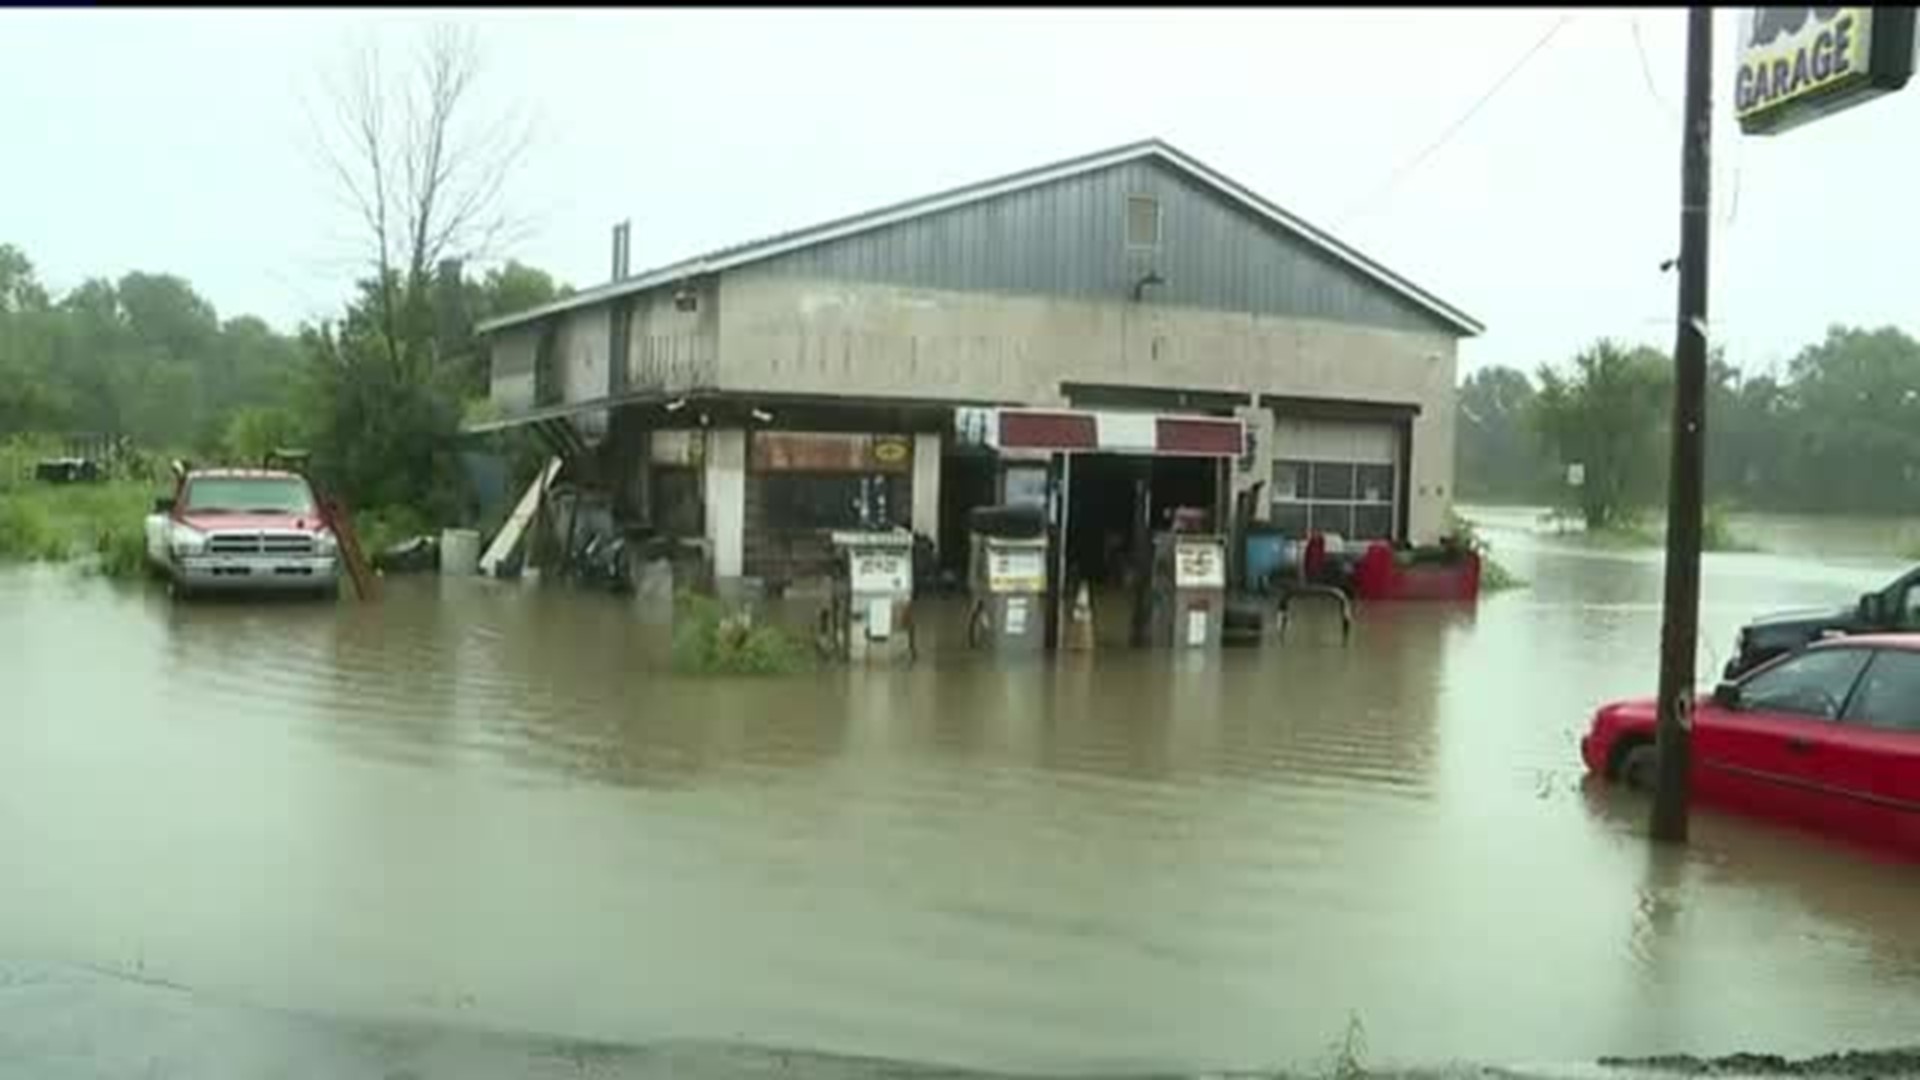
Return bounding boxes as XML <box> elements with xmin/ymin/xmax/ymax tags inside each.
<box><xmin>2</xmin><ymin>509</ymin><xmax>1918</xmax><ymax>1074</ymax></box>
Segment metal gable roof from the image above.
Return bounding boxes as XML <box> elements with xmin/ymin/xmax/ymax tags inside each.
<box><xmin>476</xmin><ymin>138</ymin><xmax>1483</xmax><ymax>337</ymax></box>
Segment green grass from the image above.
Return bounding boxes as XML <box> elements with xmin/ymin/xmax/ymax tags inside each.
<box><xmin>670</xmin><ymin>592</ymin><xmax>817</xmax><ymax>676</ymax></box>
<box><xmin>0</xmin><ymin>479</ymin><xmax>163</xmax><ymax>578</ymax></box>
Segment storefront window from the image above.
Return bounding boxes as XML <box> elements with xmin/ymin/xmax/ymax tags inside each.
<box><xmin>764</xmin><ymin>474</ymin><xmax>909</xmax><ymax>531</ymax></box>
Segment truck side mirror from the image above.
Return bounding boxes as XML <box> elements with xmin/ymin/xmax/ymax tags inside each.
<box><xmin>1712</xmin><ymin>680</ymin><xmax>1743</xmax><ymax>709</ymax></box>
<box><xmin>153</xmin><ymin>496</ymin><xmax>175</xmax><ymax>513</ymax></box>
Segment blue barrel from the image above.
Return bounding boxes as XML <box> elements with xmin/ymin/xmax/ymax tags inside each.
<box><xmin>1245</xmin><ymin>531</ymin><xmax>1286</xmax><ymax>588</ymax></box>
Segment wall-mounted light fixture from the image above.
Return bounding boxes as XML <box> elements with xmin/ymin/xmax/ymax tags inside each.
<box><xmin>673</xmin><ymin>286</ymin><xmax>699</xmax><ymax>312</ymax></box>
<box><xmin>1131</xmin><ymin>271</ymin><xmax>1166</xmax><ymax>302</ymax></box>
<box><xmin>750</xmin><ymin>408</ymin><xmax>774</xmax><ymax>424</ymax></box>
<box><xmin>664</xmin><ymin>397</ymin><xmax>688</xmax><ymax>413</ymax></box>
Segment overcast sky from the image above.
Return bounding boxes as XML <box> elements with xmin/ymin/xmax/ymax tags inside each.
<box><xmin>4</xmin><ymin>7</ymin><xmax>1916</xmax><ymax>378</ymax></box>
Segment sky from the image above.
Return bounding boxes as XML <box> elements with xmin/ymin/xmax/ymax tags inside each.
<box><xmin>3</xmin><ymin>7</ymin><xmax>1917</xmax><ymax>379</ymax></box>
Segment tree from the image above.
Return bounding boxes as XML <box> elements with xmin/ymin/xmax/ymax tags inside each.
<box><xmin>1532</xmin><ymin>340</ymin><xmax>1673</xmax><ymax>530</ymax></box>
<box><xmin>312</xmin><ymin>25</ymin><xmax>532</xmax><ymax>380</ymax></box>
<box><xmin>303</xmin><ymin>24</ymin><xmax>536</xmax><ymax>518</ymax></box>
<box><xmin>1455</xmin><ymin>364</ymin><xmax>1551</xmax><ymax>502</ymax></box>
<box><xmin>0</xmin><ymin>244</ymin><xmax>49</xmax><ymax>314</ymax></box>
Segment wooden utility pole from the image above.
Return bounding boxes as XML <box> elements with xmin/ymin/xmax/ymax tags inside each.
<box><xmin>1650</xmin><ymin>6</ymin><xmax>1714</xmax><ymax>844</ymax></box>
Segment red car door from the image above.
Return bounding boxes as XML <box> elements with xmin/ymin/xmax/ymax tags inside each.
<box><xmin>1693</xmin><ymin>646</ymin><xmax>1874</xmax><ymax>836</ymax></box>
<box><xmin>1814</xmin><ymin>648</ymin><xmax>1920</xmax><ymax>858</ymax></box>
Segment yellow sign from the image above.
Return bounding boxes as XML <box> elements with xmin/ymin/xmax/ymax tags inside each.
<box><xmin>871</xmin><ymin>436</ymin><xmax>911</xmax><ymax>467</ymax></box>
<box><xmin>1734</xmin><ymin>8</ymin><xmax>1914</xmax><ymax>134</ymax></box>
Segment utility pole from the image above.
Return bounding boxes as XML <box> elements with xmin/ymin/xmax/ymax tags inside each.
<box><xmin>1650</xmin><ymin>6</ymin><xmax>1713</xmax><ymax>844</ymax></box>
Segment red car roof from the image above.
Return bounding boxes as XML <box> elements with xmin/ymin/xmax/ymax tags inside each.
<box><xmin>1813</xmin><ymin>633</ymin><xmax>1920</xmax><ymax>652</ymax></box>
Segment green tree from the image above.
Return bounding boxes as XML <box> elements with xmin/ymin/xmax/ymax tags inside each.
<box><xmin>1455</xmin><ymin>364</ymin><xmax>1552</xmax><ymax>502</ymax></box>
<box><xmin>1532</xmin><ymin>340</ymin><xmax>1673</xmax><ymax>530</ymax></box>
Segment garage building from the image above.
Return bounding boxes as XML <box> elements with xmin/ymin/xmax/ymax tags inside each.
<box><xmin>469</xmin><ymin>138</ymin><xmax>1481</xmax><ymax>592</ymax></box>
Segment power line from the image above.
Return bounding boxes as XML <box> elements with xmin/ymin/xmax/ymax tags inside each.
<box><xmin>1339</xmin><ymin>11</ymin><xmax>1577</xmax><ymax>226</ymax></box>
<box><xmin>1628</xmin><ymin>13</ymin><xmax>1678</xmax><ymax>124</ymax></box>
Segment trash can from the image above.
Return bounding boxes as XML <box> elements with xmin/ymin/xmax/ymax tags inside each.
<box><xmin>440</xmin><ymin>529</ymin><xmax>481</xmax><ymax>576</ymax></box>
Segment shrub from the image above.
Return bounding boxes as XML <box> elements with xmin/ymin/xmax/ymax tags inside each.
<box><xmin>352</xmin><ymin>504</ymin><xmax>432</xmax><ymax>557</ymax></box>
<box><xmin>1446</xmin><ymin>510</ymin><xmax>1527</xmax><ymax>593</ymax></box>
<box><xmin>1701</xmin><ymin>501</ymin><xmax>1760</xmax><ymax>553</ymax></box>
<box><xmin>670</xmin><ymin>592</ymin><xmax>816</xmax><ymax>676</ymax></box>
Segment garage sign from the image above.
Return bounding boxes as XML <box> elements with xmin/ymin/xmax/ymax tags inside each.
<box><xmin>1735</xmin><ymin>7</ymin><xmax>1916</xmax><ymax>135</ymax></box>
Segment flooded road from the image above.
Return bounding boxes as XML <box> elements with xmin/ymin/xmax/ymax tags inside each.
<box><xmin>3</xmin><ymin>510</ymin><xmax>1918</xmax><ymax>1074</ymax></box>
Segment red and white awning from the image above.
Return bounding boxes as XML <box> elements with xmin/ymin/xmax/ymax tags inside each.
<box><xmin>974</xmin><ymin>407</ymin><xmax>1244</xmax><ymax>457</ymax></box>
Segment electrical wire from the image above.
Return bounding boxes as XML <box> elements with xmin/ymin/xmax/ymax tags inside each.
<box><xmin>1338</xmin><ymin>11</ymin><xmax>1577</xmax><ymax>227</ymax></box>
<box><xmin>1628</xmin><ymin>13</ymin><xmax>1678</xmax><ymax>124</ymax></box>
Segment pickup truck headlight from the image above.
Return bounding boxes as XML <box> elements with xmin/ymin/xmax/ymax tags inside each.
<box><xmin>314</xmin><ymin>530</ymin><xmax>339</xmax><ymax>556</ymax></box>
<box><xmin>168</xmin><ymin>523</ymin><xmax>208</xmax><ymax>557</ymax></box>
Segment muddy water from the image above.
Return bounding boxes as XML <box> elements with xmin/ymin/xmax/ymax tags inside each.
<box><xmin>2</xmin><ymin>512</ymin><xmax>1918</xmax><ymax>1073</ymax></box>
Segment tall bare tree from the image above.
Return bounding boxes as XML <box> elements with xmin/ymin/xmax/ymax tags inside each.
<box><xmin>311</xmin><ymin>25</ymin><xmax>531</xmax><ymax>379</ymax></box>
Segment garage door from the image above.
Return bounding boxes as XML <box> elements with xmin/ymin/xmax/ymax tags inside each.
<box><xmin>1269</xmin><ymin>418</ymin><xmax>1401</xmax><ymax>541</ymax></box>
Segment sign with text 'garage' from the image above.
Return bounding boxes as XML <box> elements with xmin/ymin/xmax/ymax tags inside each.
<box><xmin>1735</xmin><ymin>7</ymin><xmax>1916</xmax><ymax>135</ymax></box>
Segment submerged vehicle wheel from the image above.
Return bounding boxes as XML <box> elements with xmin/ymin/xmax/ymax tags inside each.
<box><xmin>1617</xmin><ymin>742</ymin><xmax>1659</xmax><ymax>793</ymax></box>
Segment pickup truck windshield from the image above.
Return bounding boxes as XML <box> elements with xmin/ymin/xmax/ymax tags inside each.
<box><xmin>181</xmin><ymin>477</ymin><xmax>315</xmax><ymax>515</ymax></box>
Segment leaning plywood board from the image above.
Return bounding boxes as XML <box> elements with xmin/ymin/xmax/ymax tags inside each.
<box><xmin>480</xmin><ymin>456</ymin><xmax>562</xmax><ymax>577</ymax></box>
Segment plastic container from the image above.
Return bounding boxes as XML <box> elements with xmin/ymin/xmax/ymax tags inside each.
<box><xmin>1244</xmin><ymin>531</ymin><xmax>1286</xmax><ymax>588</ymax></box>
<box><xmin>440</xmin><ymin>528</ymin><xmax>481</xmax><ymax>576</ymax></box>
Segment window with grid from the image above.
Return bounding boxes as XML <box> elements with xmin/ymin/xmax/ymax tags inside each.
<box><xmin>1270</xmin><ymin>458</ymin><xmax>1396</xmax><ymax>540</ymax></box>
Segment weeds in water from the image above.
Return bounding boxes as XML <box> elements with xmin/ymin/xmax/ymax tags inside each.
<box><xmin>1326</xmin><ymin>1011</ymin><xmax>1369</xmax><ymax>1080</ymax></box>
<box><xmin>670</xmin><ymin>592</ymin><xmax>816</xmax><ymax>676</ymax></box>
<box><xmin>0</xmin><ymin>481</ymin><xmax>161</xmax><ymax>578</ymax></box>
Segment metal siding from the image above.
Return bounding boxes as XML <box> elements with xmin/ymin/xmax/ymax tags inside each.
<box><xmin>752</xmin><ymin>159</ymin><xmax>1444</xmax><ymax>334</ymax></box>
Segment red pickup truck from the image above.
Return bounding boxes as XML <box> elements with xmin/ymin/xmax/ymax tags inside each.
<box><xmin>143</xmin><ymin>468</ymin><xmax>341</xmax><ymax>599</ymax></box>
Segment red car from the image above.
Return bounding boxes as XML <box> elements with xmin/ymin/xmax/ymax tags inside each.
<box><xmin>1582</xmin><ymin>634</ymin><xmax>1920</xmax><ymax>859</ymax></box>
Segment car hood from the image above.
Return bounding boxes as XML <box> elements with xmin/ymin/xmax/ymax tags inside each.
<box><xmin>1597</xmin><ymin>696</ymin><xmax>1658</xmax><ymax>727</ymax></box>
<box><xmin>1747</xmin><ymin>603</ymin><xmax>1862</xmax><ymax>632</ymax></box>
<box><xmin>177</xmin><ymin>511</ymin><xmax>326</xmax><ymax>532</ymax></box>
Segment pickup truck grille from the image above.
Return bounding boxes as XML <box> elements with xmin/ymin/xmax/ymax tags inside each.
<box><xmin>207</xmin><ymin>531</ymin><xmax>317</xmax><ymax>556</ymax></box>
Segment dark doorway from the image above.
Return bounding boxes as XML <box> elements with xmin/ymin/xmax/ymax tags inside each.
<box><xmin>939</xmin><ymin>450</ymin><xmax>998</xmax><ymax>580</ymax></box>
<box><xmin>1147</xmin><ymin>456</ymin><xmax>1220</xmax><ymax>533</ymax></box>
<box><xmin>1065</xmin><ymin>454</ymin><xmax>1223</xmax><ymax>588</ymax></box>
<box><xmin>1064</xmin><ymin>454</ymin><xmax>1144</xmax><ymax>588</ymax></box>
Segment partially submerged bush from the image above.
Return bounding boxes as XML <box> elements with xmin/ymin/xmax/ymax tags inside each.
<box><xmin>670</xmin><ymin>592</ymin><xmax>815</xmax><ymax>676</ymax></box>
<box><xmin>89</xmin><ymin>523</ymin><xmax>150</xmax><ymax>580</ymax></box>
<box><xmin>1445</xmin><ymin>510</ymin><xmax>1527</xmax><ymax>593</ymax></box>
<box><xmin>1701</xmin><ymin>501</ymin><xmax>1760</xmax><ymax>553</ymax></box>
<box><xmin>352</xmin><ymin>504</ymin><xmax>432</xmax><ymax>557</ymax></box>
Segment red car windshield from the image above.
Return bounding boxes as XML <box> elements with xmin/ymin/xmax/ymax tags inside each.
<box><xmin>181</xmin><ymin>477</ymin><xmax>315</xmax><ymax>515</ymax></box>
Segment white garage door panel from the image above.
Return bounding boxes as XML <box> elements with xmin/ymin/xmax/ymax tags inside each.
<box><xmin>1270</xmin><ymin>418</ymin><xmax>1397</xmax><ymax>464</ymax></box>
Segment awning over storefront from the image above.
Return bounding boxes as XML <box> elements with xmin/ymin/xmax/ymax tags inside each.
<box><xmin>959</xmin><ymin>407</ymin><xmax>1245</xmax><ymax>458</ymax></box>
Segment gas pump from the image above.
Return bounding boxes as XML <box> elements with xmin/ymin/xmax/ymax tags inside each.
<box><xmin>1147</xmin><ymin>530</ymin><xmax>1227</xmax><ymax>649</ymax></box>
<box><xmin>827</xmin><ymin>528</ymin><xmax>916</xmax><ymax>664</ymax></box>
<box><xmin>965</xmin><ymin>505</ymin><xmax>1048</xmax><ymax>653</ymax></box>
